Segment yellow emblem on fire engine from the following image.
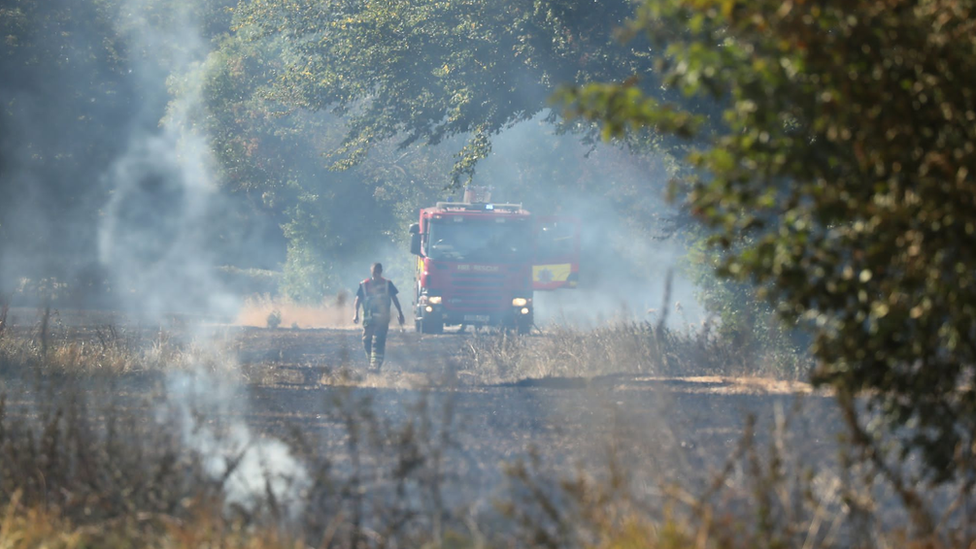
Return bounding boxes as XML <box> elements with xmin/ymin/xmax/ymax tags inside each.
<box><xmin>533</xmin><ymin>263</ymin><xmax>571</xmax><ymax>283</ymax></box>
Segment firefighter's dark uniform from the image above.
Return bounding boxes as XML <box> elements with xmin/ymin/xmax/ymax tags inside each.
<box><xmin>356</xmin><ymin>277</ymin><xmax>399</xmax><ymax>369</ymax></box>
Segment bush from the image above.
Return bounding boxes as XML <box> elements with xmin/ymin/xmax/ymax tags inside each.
<box><xmin>266</xmin><ymin>309</ymin><xmax>282</xmax><ymax>329</ymax></box>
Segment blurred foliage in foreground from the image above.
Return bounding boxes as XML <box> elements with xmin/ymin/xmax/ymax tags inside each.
<box><xmin>560</xmin><ymin>0</ymin><xmax>976</xmax><ymax>494</ymax></box>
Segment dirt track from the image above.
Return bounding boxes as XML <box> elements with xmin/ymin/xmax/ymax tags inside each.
<box><xmin>184</xmin><ymin>325</ymin><xmax>836</xmax><ymax>504</ymax></box>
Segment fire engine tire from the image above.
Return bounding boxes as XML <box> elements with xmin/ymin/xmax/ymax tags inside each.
<box><xmin>420</xmin><ymin>316</ymin><xmax>443</xmax><ymax>335</ymax></box>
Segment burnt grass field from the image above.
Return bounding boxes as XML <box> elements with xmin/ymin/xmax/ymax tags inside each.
<box><xmin>1</xmin><ymin>307</ymin><xmax>935</xmax><ymax>548</ymax></box>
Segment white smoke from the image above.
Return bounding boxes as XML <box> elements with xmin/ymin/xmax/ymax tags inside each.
<box><xmin>99</xmin><ymin>0</ymin><xmax>309</xmax><ymax>517</ymax></box>
<box><xmin>99</xmin><ymin>1</ymin><xmax>237</xmax><ymax>321</ymax></box>
<box><xmin>99</xmin><ymin>128</ymin><xmax>238</xmax><ymax>319</ymax></box>
<box><xmin>164</xmin><ymin>371</ymin><xmax>311</xmax><ymax>516</ymax></box>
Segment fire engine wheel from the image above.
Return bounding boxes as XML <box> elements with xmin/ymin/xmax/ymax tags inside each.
<box><xmin>420</xmin><ymin>316</ymin><xmax>443</xmax><ymax>335</ymax></box>
<box><xmin>502</xmin><ymin>317</ymin><xmax>532</xmax><ymax>336</ymax></box>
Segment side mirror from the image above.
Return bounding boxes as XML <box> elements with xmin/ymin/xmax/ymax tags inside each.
<box><xmin>410</xmin><ymin>233</ymin><xmax>422</xmax><ymax>256</ymax></box>
<box><xmin>409</xmin><ymin>224</ymin><xmax>422</xmax><ymax>256</ymax></box>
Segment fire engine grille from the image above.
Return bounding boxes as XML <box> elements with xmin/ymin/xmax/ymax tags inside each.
<box><xmin>446</xmin><ymin>272</ymin><xmax>507</xmax><ymax>311</ymax></box>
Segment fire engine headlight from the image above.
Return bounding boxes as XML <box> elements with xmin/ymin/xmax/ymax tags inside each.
<box><xmin>512</xmin><ymin>297</ymin><xmax>528</xmax><ymax>307</ymax></box>
<box><xmin>428</xmin><ymin>296</ymin><xmax>442</xmax><ymax>305</ymax></box>
<box><xmin>520</xmin><ymin>307</ymin><xmax>531</xmax><ymax>315</ymax></box>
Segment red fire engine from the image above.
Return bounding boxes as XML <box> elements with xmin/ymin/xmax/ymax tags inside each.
<box><xmin>408</xmin><ymin>187</ymin><xmax>579</xmax><ymax>334</ymax></box>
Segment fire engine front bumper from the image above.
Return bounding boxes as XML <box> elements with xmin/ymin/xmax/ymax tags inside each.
<box><xmin>421</xmin><ymin>305</ymin><xmax>532</xmax><ymax>327</ymax></box>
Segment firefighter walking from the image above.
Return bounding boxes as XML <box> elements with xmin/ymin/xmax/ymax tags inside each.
<box><xmin>353</xmin><ymin>263</ymin><xmax>405</xmax><ymax>370</ymax></box>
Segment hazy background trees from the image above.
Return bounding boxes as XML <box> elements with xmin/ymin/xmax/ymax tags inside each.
<box><xmin>0</xmin><ymin>0</ymin><xmax>244</xmax><ymax>305</ymax></box>
<box><xmin>1</xmin><ymin>0</ymin><xmax>136</xmax><ymax>301</ymax></box>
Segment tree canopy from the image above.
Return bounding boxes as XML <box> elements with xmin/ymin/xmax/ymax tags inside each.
<box><xmin>230</xmin><ymin>0</ymin><xmax>665</xmax><ymax>185</ymax></box>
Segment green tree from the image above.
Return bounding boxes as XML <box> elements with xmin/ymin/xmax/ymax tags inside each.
<box><xmin>561</xmin><ymin>0</ymin><xmax>976</xmax><ymax>498</ymax></box>
<box><xmin>229</xmin><ymin>0</ymin><xmax>667</xmax><ymax>186</ymax></box>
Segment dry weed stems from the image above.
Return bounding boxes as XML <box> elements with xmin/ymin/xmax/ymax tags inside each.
<box><xmin>0</xmin><ymin>307</ymin><xmax>972</xmax><ymax>548</ymax></box>
<box><xmin>461</xmin><ymin>320</ymin><xmax>810</xmax><ymax>382</ymax></box>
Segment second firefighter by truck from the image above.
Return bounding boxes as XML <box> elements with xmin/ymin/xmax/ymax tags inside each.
<box><xmin>353</xmin><ymin>263</ymin><xmax>405</xmax><ymax>370</ymax></box>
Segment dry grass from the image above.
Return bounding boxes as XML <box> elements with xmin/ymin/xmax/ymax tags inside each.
<box><xmin>0</xmin><ymin>494</ymin><xmax>304</xmax><ymax>549</ymax></box>
<box><xmin>499</xmin><ymin>409</ymin><xmax>975</xmax><ymax>549</ymax></box>
<box><xmin>460</xmin><ymin>319</ymin><xmax>812</xmax><ymax>384</ymax></box>
<box><xmin>0</xmin><ymin>322</ymin><xmax>244</xmax><ymax>380</ymax></box>
<box><xmin>0</xmin><ymin>360</ymin><xmax>476</xmax><ymax>548</ymax></box>
<box><xmin>0</xmin><ymin>301</ymin><xmax>259</xmax><ymax>381</ymax></box>
<box><xmin>0</xmin><ymin>303</ymin><xmax>807</xmax><ymax>386</ymax></box>
<box><xmin>0</xmin><ymin>303</ymin><xmax>972</xmax><ymax>548</ymax></box>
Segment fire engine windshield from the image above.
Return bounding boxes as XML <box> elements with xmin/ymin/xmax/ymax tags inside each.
<box><xmin>426</xmin><ymin>217</ymin><xmax>532</xmax><ymax>263</ymax></box>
